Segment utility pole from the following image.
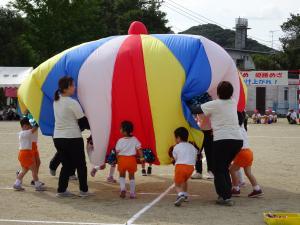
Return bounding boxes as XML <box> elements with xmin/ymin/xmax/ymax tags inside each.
<box><xmin>270</xmin><ymin>30</ymin><xmax>280</xmax><ymax>69</ymax></box>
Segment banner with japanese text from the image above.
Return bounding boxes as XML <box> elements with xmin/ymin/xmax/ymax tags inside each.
<box><xmin>239</xmin><ymin>71</ymin><xmax>288</xmax><ymax>86</ymax></box>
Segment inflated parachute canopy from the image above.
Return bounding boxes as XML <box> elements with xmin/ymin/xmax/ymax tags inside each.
<box><xmin>18</xmin><ymin>21</ymin><xmax>247</xmax><ymax>166</ymax></box>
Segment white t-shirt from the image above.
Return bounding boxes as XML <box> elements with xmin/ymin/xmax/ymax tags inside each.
<box><xmin>201</xmin><ymin>99</ymin><xmax>242</xmax><ymax>141</ymax></box>
<box><xmin>172</xmin><ymin>142</ymin><xmax>197</xmax><ymax>165</ymax></box>
<box><xmin>291</xmin><ymin>112</ymin><xmax>297</xmax><ymax>120</ymax></box>
<box><xmin>115</xmin><ymin>136</ymin><xmax>141</xmax><ymax>156</ymax></box>
<box><xmin>32</xmin><ymin>131</ymin><xmax>38</xmax><ymax>143</ymax></box>
<box><xmin>53</xmin><ymin>96</ymin><xmax>84</xmax><ymax>138</ymax></box>
<box><xmin>19</xmin><ymin>130</ymin><xmax>33</xmax><ymax>150</ymax></box>
<box><xmin>240</xmin><ymin>126</ymin><xmax>249</xmax><ymax>149</ymax></box>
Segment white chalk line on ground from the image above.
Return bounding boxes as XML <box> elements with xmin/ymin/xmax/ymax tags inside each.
<box><xmin>125</xmin><ymin>184</ymin><xmax>175</xmax><ymax>225</ymax></box>
<box><xmin>0</xmin><ymin>219</ymin><xmax>124</xmax><ymax>225</ymax></box>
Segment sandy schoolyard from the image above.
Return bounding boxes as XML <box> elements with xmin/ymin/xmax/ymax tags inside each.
<box><xmin>0</xmin><ymin>119</ymin><xmax>299</xmax><ymax>225</ymax></box>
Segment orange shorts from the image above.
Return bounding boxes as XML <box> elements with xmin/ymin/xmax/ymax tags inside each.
<box><xmin>233</xmin><ymin>148</ymin><xmax>253</xmax><ymax>168</ymax></box>
<box><xmin>117</xmin><ymin>156</ymin><xmax>137</xmax><ymax>173</ymax></box>
<box><xmin>31</xmin><ymin>142</ymin><xmax>40</xmax><ymax>158</ymax></box>
<box><xmin>174</xmin><ymin>164</ymin><xmax>194</xmax><ymax>185</ymax></box>
<box><xmin>18</xmin><ymin>150</ymin><xmax>34</xmax><ymax>169</ymax></box>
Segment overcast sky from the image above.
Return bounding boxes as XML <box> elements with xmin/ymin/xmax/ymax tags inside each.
<box><xmin>1</xmin><ymin>0</ymin><xmax>299</xmax><ymax>50</ymax></box>
<box><xmin>161</xmin><ymin>0</ymin><xmax>299</xmax><ymax>50</ymax></box>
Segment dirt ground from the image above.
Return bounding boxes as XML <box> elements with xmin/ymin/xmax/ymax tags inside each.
<box><xmin>0</xmin><ymin>119</ymin><xmax>299</xmax><ymax>225</ymax></box>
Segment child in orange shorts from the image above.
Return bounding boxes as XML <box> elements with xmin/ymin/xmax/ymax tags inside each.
<box><xmin>230</xmin><ymin>112</ymin><xmax>263</xmax><ymax>198</ymax></box>
<box><xmin>172</xmin><ymin>127</ymin><xmax>197</xmax><ymax>207</ymax></box>
<box><xmin>13</xmin><ymin>117</ymin><xmax>45</xmax><ymax>191</ymax></box>
<box><xmin>116</xmin><ymin>121</ymin><xmax>144</xmax><ymax>199</ymax></box>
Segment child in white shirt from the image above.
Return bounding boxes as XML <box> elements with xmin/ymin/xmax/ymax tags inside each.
<box><xmin>116</xmin><ymin>121</ymin><xmax>144</xmax><ymax>199</ymax></box>
<box><xmin>13</xmin><ymin>117</ymin><xmax>45</xmax><ymax>191</ymax></box>
<box><xmin>172</xmin><ymin>127</ymin><xmax>197</xmax><ymax>207</ymax></box>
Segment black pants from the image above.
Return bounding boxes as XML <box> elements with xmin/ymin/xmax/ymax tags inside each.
<box><xmin>53</xmin><ymin>138</ymin><xmax>88</xmax><ymax>193</ymax></box>
<box><xmin>49</xmin><ymin>152</ymin><xmax>76</xmax><ymax>176</ymax></box>
<box><xmin>195</xmin><ymin>130</ymin><xmax>213</xmax><ymax>173</ymax></box>
<box><xmin>212</xmin><ymin>139</ymin><xmax>243</xmax><ymax>200</ymax></box>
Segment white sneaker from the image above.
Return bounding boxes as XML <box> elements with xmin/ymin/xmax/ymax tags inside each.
<box><xmin>191</xmin><ymin>172</ymin><xmax>203</xmax><ymax>179</ymax></box>
<box><xmin>69</xmin><ymin>175</ymin><xmax>78</xmax><ymax>180</ymax></box>
<box><xmin>56</xmin><ymin>191</ymin><xmax>75</xmax><ymax>198</ymax></box>
<box><xmin>13</xmin><ymin>184</ymin><xmax>25</xmax><ymax>191</ymax></box>
<box><xmin>79</xmin><ymin>191</ymin><xmax>95</xmax><ymax>197</ymax></box>
<box><xmin>35</xmin><ymin>185</ymin><xmax>46</xmax><ymax>192</ymax></box>
<box><xmin>207</xmin><ymin>171</ymin><xmax>214</xmax><ymax>179</ymax></box>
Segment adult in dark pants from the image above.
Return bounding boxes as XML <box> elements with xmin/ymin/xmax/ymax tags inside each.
<box><xmin>53</xmin><ymin>76</ymin><xmax>90</xmax><ymax>198</ymax></box>
<box><xmin>49</xmin><ymin>151</ymin><xmax>76</xmax><ymax>179</ymax></box>
<box><xmin>194</xmin><ymin>81</ymin><xmax>243</xmax><ymax>206</ymax></box>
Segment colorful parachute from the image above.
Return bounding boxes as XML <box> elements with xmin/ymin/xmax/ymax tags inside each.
<box><xmin>18</xmin><ymin>21</ymin><xmax>247</xmax><ymax>166</ymax></box>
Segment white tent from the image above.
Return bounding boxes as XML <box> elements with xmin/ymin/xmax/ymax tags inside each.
<box><xmin>0</xmin><ymin>67</ymin><xmax>33</xmax><ymax>88</ymax></box>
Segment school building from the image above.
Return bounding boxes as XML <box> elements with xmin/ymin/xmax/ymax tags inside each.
<box><xmin>244</xmin><ymin>71</ymin><xmax>299</xmax><ymax>115</ymax></box>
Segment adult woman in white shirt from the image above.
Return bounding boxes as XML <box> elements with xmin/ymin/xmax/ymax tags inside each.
<box><xmin>195</xmin><ymin>81</ymin><xmax>243</xmax><ymax>206</ymax></box>
<box><xmin>53</xmin><ymin>76</ymin><xmax>90</xmax><ymax>197</ymax></box>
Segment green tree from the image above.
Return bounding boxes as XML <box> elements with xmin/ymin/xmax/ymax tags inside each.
<box><xmin>280</xmin><ymin>13</ymin><xmax>300</xmax><ymax>69</ymax></box>
<box><xmin>0</xmin><ymin>7</ymin><xmax>37</xmax><ymax>66</ymax></box>
<box><xmin>9</xmin><ymin>0</ymin><xmax>170</xmax><ymax>66</ymax></box>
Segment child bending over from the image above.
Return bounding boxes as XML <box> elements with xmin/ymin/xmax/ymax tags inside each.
<box><xmin>230</xmin><ymin>112</ymin><xmax>264</xmax><ymax>198</ymax></box>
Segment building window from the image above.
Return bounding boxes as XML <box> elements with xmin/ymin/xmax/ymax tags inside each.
<box><xmin>284</xmin><ymin>88</ymin><xmax>288</xmax><ymax>101</ymax></box>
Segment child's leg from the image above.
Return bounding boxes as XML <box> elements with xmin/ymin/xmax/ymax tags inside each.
<box><xmin>119</xmin><ymin>172</ymin><xmax>126</xmax><ymax>191</ymax></box>
<box><xmin>15</xmin><ymin>167</ymin><xmax>29</xmax><ymax>185</ymax></box>
<box><xmin>237</xmin><ymin>168</ymin><xmax>245</xmax><ymax>185</ymax></box>
<box><xmin>244</xmin><ymin>167</ymin><xmax>259</xmax><ymax>190</ymax></box>
<box><xmin>35</xmin><ymin>156</ymin><xmax>41</xmax><ymax>174</ymax></box>
<box><xmin>14</xmin><ymin>167</ymin><xmax>28</xmax><ymax>190</ymax></box>
<box><xmin>229</xmin><ymin>164</ymin><xmax>240</xmax><ymax>190</ymax></box>
<box><xmin>147</xmin><ymin>163</ymin><xmax>152</xmax><ymax>175</ymax></box>
<box><xmin>175</xmin><ymin>183</ymin><xmax>184</xmax><ymax>195</ymax></box>
<box><xmin>141</xmin><ymin>162</ymin><xmax>147</xmax><ymax>176</ymax></box>
<box><xmin>109</xmin><ymin>164</ymin><xmax>116</xmax><ymax>178</ymax></box>
<box><xmin>129</xmin><ymin>173</ymin><xmax>135</xmax><ymax>196</ymax></box>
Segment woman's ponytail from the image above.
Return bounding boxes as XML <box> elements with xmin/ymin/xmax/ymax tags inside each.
<box><xmin>54</xmin><ymin>89</ymin><xmax>60</xmax><ymax>101</ymax></box>
<box><xmin>54</xmin><ymin>76</ymin><xmax>74</xmax><ymax>101</ymax></box>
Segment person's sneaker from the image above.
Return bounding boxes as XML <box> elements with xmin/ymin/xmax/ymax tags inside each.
<box><xmin>69</xmin><ymin>175</ymin><xmax>78</xmax><ymax>180</ymax></box>
<box><xmin>142</xmin><ymin>169</ymin><xmax>147</xmax><ymax>176</ymax></box>
<box><xmin>147</xmin><ymin>166</ymin><xmax>152</xmax><ymax>175</ymax></box>
<box><xmin>191</xmin><ymin>172</ymin><xmax>203</xmax><ymax>179</ymax></box>
<box><xmin>31</xmin><ymin>180</ymin><xmax>45</xmax><ymax>186</ymax></box>
<box><xmin>207</xmin><ymin>171</ymin><xmax>214</xmax><ymax>179</ymax></box>
<box><xmin>231</xmin><ymin>189</ymin><xmax>241</xmax><ymax>197</ymax></box>
<box><xmin>79</xmin><ymin>191</ymin><xmax>95</xmax><ymax>197</ymax></box>
<box><xmin>35</xmin><ymin>185</ymin><xmax>46</xmax><ymax>192</ymax></box>
<box><xmin>120</xmin><ymin>190</ymin><xmax>126</xmax><ymax>199</ymax></box>
<box><xmin>174</xmin><ymin>195</ymin><xmax>185</xmax><ymax>207</ymax></box>
<box><xmin>13</xmin><ymin>184</ymin><xmax>25</xmax><ymax>191</ymax></box>
<box><xmin>130</xmin><ymin>193</ymin><xmax>136</xmax><ymax>199</ymax></box>
<box><xmin>248</xmin><ymin>189</ymin><xmax>264</xmax><ymax>198</ymax></box>
<box><xmin>90</xmin><ymin>168</ymin><xmax>97</xmax><ymax>177</ymax></box>
<box><xmin>50</xmin><ymin>169</ymin><xmax>56</xmax><ymax>176</ymax></box>
<box><xmin>107</xmin><ymin>176</ymin><xmax>117</xmax><ymax>183</ymax></box>
<box><xmin>56</xmin><ymin>191</ymin><xmax>75</xmax><ymax>198</ymax></box>
<box><xmin>216</xmin><ymin>198</ymin><xmax>234</xmax><ymax>206</ymax></box>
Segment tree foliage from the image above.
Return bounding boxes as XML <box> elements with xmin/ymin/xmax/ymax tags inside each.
<box><xmin>280</xmin><ymin>13</ymin><xmax>300</xmax><ymax>69</ymax></box>
<box><xmin>0</xmin><ymin>0</ymin><xmax>170</xmax><ymax>67</ymax></box>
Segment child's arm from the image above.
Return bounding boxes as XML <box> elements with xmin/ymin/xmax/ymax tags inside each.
<box><xmin>137</xmin><ymin>147</ymin><xmax>145</xmax><ymax>163</ymax></box>
<box><xmin>31</xmin><ymin>127</ymin><xmax>38</xmax><ymax>133</ymax></box>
